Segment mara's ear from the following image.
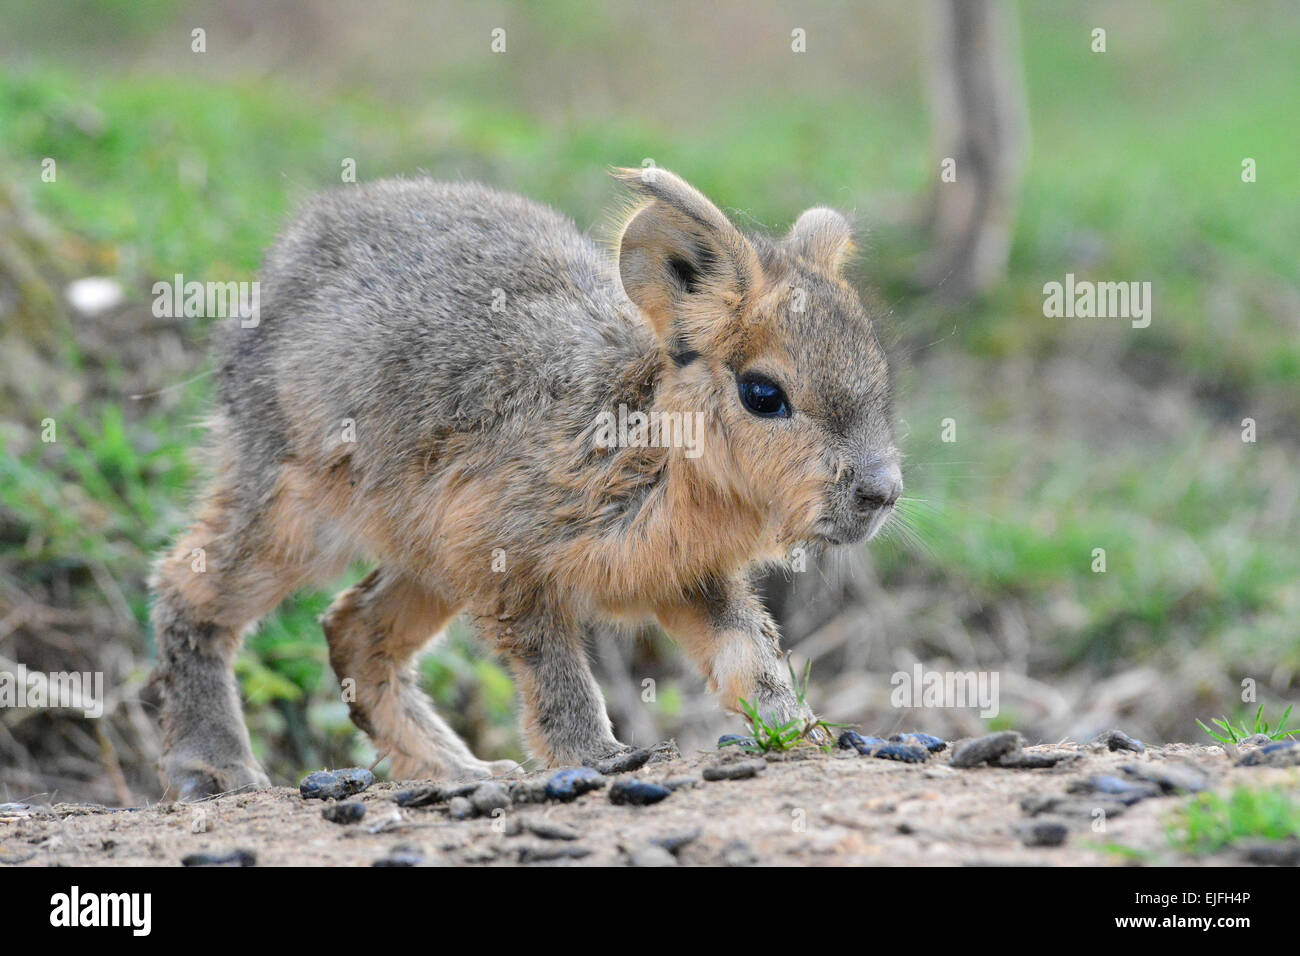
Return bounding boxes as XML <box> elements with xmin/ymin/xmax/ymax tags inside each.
<box><xmin>611</xmin><ymin>166</ymin><xmax>762</xmax><ymax>342</ymax></box>
<box><xmin>786</xmin><ymin>207</ymin><xmax>854</xmax><ymax>274</ymax></box>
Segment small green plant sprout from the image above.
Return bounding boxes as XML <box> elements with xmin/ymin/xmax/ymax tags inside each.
<box><xmin>1196</xmin><ymin>704</ymin><xmax>1297</xmax><ymax>745</ymax></box>
<box><xmin>723</xmin><ymin>659</ymin><xmax>847</xmax><ymax>754</ymax></box>
<box><xmin>1167</xmin><ymin>786</ymin><xmax>1300</xmax><ymax>855</ymax></box>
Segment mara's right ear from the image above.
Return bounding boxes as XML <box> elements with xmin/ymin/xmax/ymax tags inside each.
<box><xmin>786</xmin><ymin>207</ymin><xmax>855</xmax><ymax>274</ymax></box>
<box><xmin>611</xmin><ymin>166</ymin><xmax>762</xmax><ymax>343</ymax></box>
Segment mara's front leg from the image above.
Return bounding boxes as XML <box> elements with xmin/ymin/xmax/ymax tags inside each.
<box><xmin>657</xmin><ymin>574</ymin><xmax>826</xmax><ymax>742</ymax></box>
<box><xmin>484</xmin><ymin>612</ymin><xmax>626</xmax><ymax>766</ymax></box>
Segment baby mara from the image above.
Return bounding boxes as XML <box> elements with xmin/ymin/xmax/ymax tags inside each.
<box><xmin>150</xmin><ymin>167</ymin><xmax>902</xmax><ymax>800</ymax></box>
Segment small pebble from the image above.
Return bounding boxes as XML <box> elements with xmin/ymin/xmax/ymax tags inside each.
<box><xmin>1021</xmin><ymin>794</ymin><xmax>1130</xmax><ymax>819</ymax></box>
<box><xmin>447</xmin><ymin>796</ymin><xmax>475</xmax><ymax>820</ymax></box>
<box><xmin>510</xmin><ymin>781</ymin><xmax>551</xmax><ymax>805</ymax></box>
<box><xmin>650</xmin><ymin>829</ymin><xmax>701</xmax><ymax>854</ymax></box>
<box><xmin>720</xmin><ymin>840</ymin><xmax>759</xmax><ymax>867</ymax></box>
<box><xmin>373</xmin><ymin>847</ymin><xmax>422</xmax><ymax>867</ymax></box>
<box><xmin>997</xmin><ymin>749</ymin><xmax>1076</xmax><ymax>769</ymax></box>
<box><xmin>393</xmin><ymin>781</ymin><xmax>478</xmax><ymax>807</ymax></box>
<box><xmin>1067</xmin><ymin>774</ymin><xmax>1160</xmax><ymax>804</ymax></box>
<box><xmin>299</xmin><ymin>767</ymin><xmax>375</xmax><ymax>801</ymax></box>
<box><xmin>702</xmin><ymin>759</ymin><xmax>767</xmax><ymax>781</ymax></box>
<box><xmin>1095</xmin><ymin>729</ymin><xmax>1145</xmax><ymax>754</ymax></box>
<box><xmin>664</xmin><ymin>776</ymin><xmax>701</xmax><ymax>791</ymax></box>
<box><xmin>609</xmin><ymin>779</ymin><xmax>672</xmax><ymax>806</ymax></box>
<box><xmin>523</xmin><ymin>819</ymin><xmax>581</xmax><ymax>841</ymax></box>
<box><xmin>1119</xmin><ymin>762</ymin><xmax>1209</xmax><ymax>793</ymax></box>
<box><xmin>544</xmin><ymin>767</ymin><xmax>606</xmax><ymax>802</ymax></box>
<box><xmin>1019</xmin><ymin>821</ymin><xmax>1069</xmax><ymax>847</ymax></box>
<box><xmin>394</xmin><ymin>786</ymin><xmax>442</xmax><ymax>808</ymax></box>
<box><xmin>1235</xmin><ymin>739</ymin><xmax>1300</xmax><ymax>768</ymax></box>
<box><xmin>322</xmin><ymin>802</ymin><xmax>366</xmax><ymax>825</ymax></box>
<box><xmin>627</xmin><ymin>844</ymin><xmax>677</xmax><ymax>867</ymax></box>
<box><xmin>181</xmin><ymin>849</ymin><xmax>256</xmax><ymax>867</ymax></box>
<box><xmin>462</xmin><ymin>844</ymin><xmax>500</xmax><ymax>863</ymax></box>
<box><xmin>469</xmin><ymin>782</ymin><xmax>511</xmax><ymax>817</ymax></box>
<box><xmin>1239</xmin><ymin>733</ymin><xmax>1273</xmax><ymax>747</ymax></box>
<box><xmin>518</xmin><ymin>843</ymin><xmax>591</xmax><ymax>863</ymax></box>
<box><xmin>950</xmin><ymin>731</ymin><xmax>1024</xmax><ymax>768</ymax></box>
<box><xmin>718</xmin><ymin>734</ymin><xmax>758</xmax><ymax>750</ymax></box>
<box><xmin>586</xmin><ymin>748</ymin><xmax>653</xmax><ymax>775</ymax></box>
<box><xmin>1239</xmin><ymin>838</ymin><xmax>1300</xmax><ymax>866</ymax></box>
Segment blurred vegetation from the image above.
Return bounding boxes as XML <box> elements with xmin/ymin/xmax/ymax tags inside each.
<box><xmin>1168</xmin><ymin>785</ymin><xmax>1300</xmax><ymax>855</ymax></box>
<box><xmin>0</xmin><ymin>0</ymin><xmax>1297</xmax><ymax>801</ymax></box>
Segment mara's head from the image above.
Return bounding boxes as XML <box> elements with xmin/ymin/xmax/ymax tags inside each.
<box><xmin>612</xmin><ymin>166</ymin><xmax>901</xmax><ymax>550</ymax></box>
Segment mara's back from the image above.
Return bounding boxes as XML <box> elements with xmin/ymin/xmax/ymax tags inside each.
<box><xmin>216</xmin><ymin>179</ymin><xmax>651</xmax><ymax>477</ymax></box>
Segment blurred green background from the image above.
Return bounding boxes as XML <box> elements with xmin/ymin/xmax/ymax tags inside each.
<box><xmin>1</xmin><ymin>0</ymin><xmax>1297</xmax><ymax>804</ymax></box>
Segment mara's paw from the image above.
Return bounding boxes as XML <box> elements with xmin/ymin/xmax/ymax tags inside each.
<box><xmin>163</xmin><ymin>756</ymin><xmax>270</xmax><ymax>803</ymax></box>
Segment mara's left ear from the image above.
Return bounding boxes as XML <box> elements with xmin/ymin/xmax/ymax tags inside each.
<box><xmin>611</xmin><ymin>166</ymin><xmax>762</xmax><ymax>343</ymax></box>
<box><xmin>786</xmin><ymin>207</ymin><xmax>854</xmax><ymax>274</ymax></box>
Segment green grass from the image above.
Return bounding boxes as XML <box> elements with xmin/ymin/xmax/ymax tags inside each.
<box><xmin>1168</xmin><ymin>785</ymin><xmax>1300</xmax><ymax>855</ymax></box>
<box><xmin>723</xmin><ymin>660</ymin><xmax>843</xmax><ymax>754</ymax></box>
<box><xmin>1197</xmin><ymin>705</ymin><xmax>1298</xmax><ymax>746</ymax></box>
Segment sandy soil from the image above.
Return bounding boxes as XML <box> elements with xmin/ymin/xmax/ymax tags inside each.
<box><xmin>2</xmin><ymin>737</ymin><xmax>1296</xmax><ymax>867</ymax></box>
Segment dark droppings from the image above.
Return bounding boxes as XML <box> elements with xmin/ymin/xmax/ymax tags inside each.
<box><xmin>469</xmin><ymin>782</ymin><xmax>512</xmax><ymax>816</ymax></box>
<box><xmin>650</xmin><ymin>828</ymin><xmax>701</xmax><ymax>854</ymax></box>
<box><xmin>1118</xmin><ymin>762</ymin><xmax>1209</xmax><ymax>793</ymax></box>
<box><xmin>181</xmin><ymin>849</ymin><xmax>256</xmax><ymax>867</ymax></box>
<box><xmin>523</xmin><ymin>819</ymin><xmax>581</xmax><ymax>841</ymax></box>
<box><xmin>891</xmin><ymin>732</ymin><xmax>947</xmax><ymax>753</ymax></box>
<box><xmin>1021</xmin><ymin>794</ymin><xmax>1131</xmax><ymax>820</ymax></box>
<box><xmin>838</xmin><ymin>731</ymin><xmax>928</xmax><ymax>763</ymax></box>
<box><xmin>373</xmin><ymin>847</ymin><xmax>423</xmax><ymax>867</ymax></box>
<box><xmin>585</xmin><ymin>747</ymin><xmax>654</xmax><ymax>775</ymax></box>
<box><xmin>518</xmin><ymin>843</ymin><xmax>591</xmax><ymax>863</ymax></box>
<box><xmin>997</xmin><ymin>750</ymin><xmax>1077</xmax><ymax>769</ymax></box>
<box><xmin>950</xmin><ymin>732</ymin><xmax>1024</xmax><ymax>768</ymax></box>
<box><xmin>1235</xmin><ymin>739</ymin><xmax>1300</xmax><ymax>768</ymax></box>
<box><xmin>1018</xmin><ymin>820</ymin><xmax>1069</xmax><ymax>848</ymax></box>
<box><xmin>702</xmin><ymin>759</ymin><xmax>767</xmax><ymax>781</ymax></box>
<box><xmin>393</xmin><ymin>786</ymin><xmax>439</xmax><ymax>808</ymax></box>
<box><xmin>298</xmin><ymin>767</ymin><xmax>375</xmax><ymax>801</ymax></box>
<box><xmin>609</xmin><ymin>779</ymin><xmax>672</xmax><ymax>805</ymax></box>
<box><xmin>321</xmin><ymin>801</ymin><xmax>366</xmax><ymax>824</ymax></box>
<box><xmin>544</xmin><ymin>766</ymin><xmax>606</xmax><ymax>802</ymax></box>
<box><xmin>1238</xmin><ymin>838</ymin><xmax>1300</xmax><ymax>866</ymax></box>
<box><xmin>1066</xmin><ymin>774</ymin><xmax>1160</xmax><ymax>805</ymax></box>
<box><xmin>1095</xmin><ymin>729</ymin><xmax>1145</xmax><ymax>754</ymax></box>
<box><xmin>394</xmin><ymin>781</ymin><xmax>481</xmax><ymax>807</ymax></box>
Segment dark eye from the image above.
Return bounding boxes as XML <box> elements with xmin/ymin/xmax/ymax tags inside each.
<box><xmin>737</xmin><ymin>373</ymin><xmax>791</xmax><ymax>418</ymax></box>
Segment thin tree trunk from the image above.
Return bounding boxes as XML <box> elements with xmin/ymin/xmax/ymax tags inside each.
<box><xmin>918</xmin><ymin>0</ymin><xmax>1028</xmax><ymax>300</ymax></box>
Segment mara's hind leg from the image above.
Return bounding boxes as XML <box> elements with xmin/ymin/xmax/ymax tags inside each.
<box><xmin>151</xmin><ymin>485</ymin><xmax>315</xmax><ymax>802</ymax></box>
<box><xmin>322</xmin><ymin>568</ymin><xmax>519</xmax><ymax>781</ymax></box>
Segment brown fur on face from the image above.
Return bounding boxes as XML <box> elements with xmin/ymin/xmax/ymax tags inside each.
<box><xmin>148</xmin><ymin>169</ymin><xmax>898</xmax><ymax>797</ymax></box>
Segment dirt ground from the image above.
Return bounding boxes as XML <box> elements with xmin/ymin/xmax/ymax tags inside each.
<box><xmin>2</xmin><ymin>737</ymin><xmax>1296</xmax><ymax>867</ymax></box>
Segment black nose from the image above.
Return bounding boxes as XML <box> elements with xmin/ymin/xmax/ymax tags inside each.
<box><xmin>851</xmin><ymin>461</ymin><xmax>902</xmax><ymax>513</ymax></box>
